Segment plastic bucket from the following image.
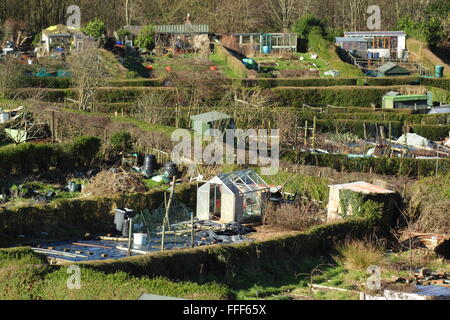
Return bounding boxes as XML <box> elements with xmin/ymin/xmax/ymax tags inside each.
<box><xmin>262</xmin><ymin>46</ymin><xmax>271</xmax><ymax>54</ymax></box>
<box><xmin>133</xmin><ymin>233</ymin><xmax>148</xmax><ymax>246</ymax></box>
<box><xmin>435</xmin><ymin>65</ymin><xmax>444</xmax><ymax>78</ymax></box>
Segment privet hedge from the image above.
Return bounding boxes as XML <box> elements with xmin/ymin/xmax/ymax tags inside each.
<box><xmin>0</xmin><ymin>136</ymin><xmax>101</xmax><ymax>176</ymax></box>
<box><xmin>282</xmin><ymin>151</ymin><xmax>450</xmax><ymax>177</ymax></box>
<box><xmin>77</xmin><ymin>218</ymin><xmax>374</xmax><ymax>284</ymax></box>
<box><xmin>0</xmin><ymin>183</ymin><xmax>196</xmax><ymax>242</ymax></box>
<box><xmin>272</xmin><ymin>86</ymin><xmax>421</xmax><ymax>107</ymax></box>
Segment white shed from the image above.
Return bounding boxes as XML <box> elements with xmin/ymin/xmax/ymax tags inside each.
<box><xmin>196</xmin><ymin>170</ymin><xmax>270</xmax><ymax>223</ymax></box>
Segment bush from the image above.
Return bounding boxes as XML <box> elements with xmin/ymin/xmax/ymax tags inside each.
<box><xmin>264</xmin><ymin>201</ymin><xmax>323</xmax><ymax>231</ymax></box>
<box><xmin>82</xmin><ymin>18</ymin><xmax>106</xmax><ymax>43</ymax></box>
<box><xmin>282</xmin><ymin>151</ymin><xmax>450</xmax><ymax>177</ymax></box>
<box><xmin>0</xmin><ymin>136</ymin><xmax>101</xmax><ymax>176</ymax></box>
<box><xmin>411</xmin><ymin>124</ymin><xmax>450</xmax><ymax>141</ymax></box>
<box><xmin>334</xmin><ymin>240</ymin><xmax>387</xmax><ymax>271</ymax></box>
<box><xmin>109</xmin><ymin>131</ymin><xmax>133</xmax><ymax>153</ymax></box>
<box><xmin>135</xmin><ymin>25</ymin><xmax>155</xmax><ymax>51</ymax></box>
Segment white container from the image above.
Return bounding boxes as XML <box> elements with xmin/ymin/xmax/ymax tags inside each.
<box><xmin>0</xmin><ymin>112</ymin><xmax>10</xmax><ymax>123</ymax></box>
<box><xmin>133</xmin><ymin>233</ymin><xmax>148</xmax><ymax>246</ymax></box>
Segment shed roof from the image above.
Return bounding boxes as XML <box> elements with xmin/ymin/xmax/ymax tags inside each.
<box><xmin>377</xmin><ymin>62</ymin><xmax>410</xmax><ymax>75</ymax></box>
<box><xmin>190</xmin><ymin>111</ymin><xmax>231</xmax><ymax>122</ymax></box>
<box><xmin>383</xmin><ymin>94</ymin><xmax>428</xmax><ymax>101</ymax></box>
<box><xmin>329</xmin><ymin>181</ymin><xmax>394</xmax><ymax>194</ymax></box>
<box><xmin>42</xmin><ymin>24</ymin><xmax>83</xmax><ymax>36</ymax></box>
<box><xmin>428</xmin><ymin>106</ymin><xmax>450</xmax><ymax>114</ymax></box>
<box><xmin>335</xmin><ymin>37</ymin><xmax>367</xmax><ymax>43</ymax></box>
<box><xmin>200</xmin><ymin>170</ymin><xmax>269</xmax><ymax>196</ymax></box>
<box><xmin>155</xmin><ymin>24</ymin><xmax>209</xmax><ymax>34</ymax></box>
<box><xmin>344</xmin><ymin>31</ymin><xmax>406</xmax><ymax>37</ymax></box>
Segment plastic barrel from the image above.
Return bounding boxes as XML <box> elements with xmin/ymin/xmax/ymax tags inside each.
<box><xmin>143</xmin><ymin>154</ymin><xmax>157</xmax><ymax>174</ymax></box>
<box><xmin>262</xmin><ymin>46</ymin><xmax>271</xmax><ymax>54</ymax></box>
<box><xmin>435</xmin><ymin>65</ymin><xmax>444</xmax><ymax>78</ymax></box>
<box><xmin>133</xmin><ymin>233</ymin><xmax>148</xmax><ymax>246</ymax></box>
<box><xmin>165</xmin><ymin>162</ymin><xmax>178</xmax><ymax>178</ymax></box>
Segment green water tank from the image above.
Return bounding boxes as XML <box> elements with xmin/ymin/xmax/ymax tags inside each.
<box><xmin>435</xmin><ymin>65</ymin><xmax>444</xmax><ymax>78</ymax></box>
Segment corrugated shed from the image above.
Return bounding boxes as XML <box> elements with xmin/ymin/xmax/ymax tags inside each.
<box><xmin>154</xmin><ymin>24</ymin><xmax>209</xmax><ymax>34</ymax></box>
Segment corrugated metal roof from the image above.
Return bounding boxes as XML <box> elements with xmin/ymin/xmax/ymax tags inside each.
<box><xmin>383</xmin><ymin>94</ymin><xmax>428</xmax><ymax>101</ymax></box>
<box><xmin>190</xmin><ymin>111</ymin><xmax>230</xmax><ymax>122</ymax></box>
<box><xmin>329</xmin><ymin>181</ymin><xmax>394</xmax><ymax>194</ymax></box>
<box><xmin>344</xmin><ymin>31</ymin><xmax>406</xmax><ymax>37</ymax></box>
<box><xmin>336</xmin><ymin>37</ymin><xmax>367</xmax><ymax>42</ymax></box>
<box><xmin>154</xmin><ymin>24</ymin><xmax>209</xmax><ymax>34</ymax></box>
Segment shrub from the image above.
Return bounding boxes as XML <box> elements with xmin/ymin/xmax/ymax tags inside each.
<box><xmin>334</xmin><ymin>240</ymin><xmax>387</xmax><ymax>271</ymax></box>
<box><xmin>135</xmin><ymin>25</ymin><xmax>155</xmax><ymax>51</ymax></box>
<box><xmin>264</xmin><ymin>201</ymin><xmax>323</xmax><ymax>231</ymax></box>
<box><xmin>82</xmin><ymin>18</ymin><xmax>106</xmax><ymax>43</ymax></box>
<box><xmin>109</xmin><ymin>131</ymin><xmax>133</xmax><ymax>153</ymax></box>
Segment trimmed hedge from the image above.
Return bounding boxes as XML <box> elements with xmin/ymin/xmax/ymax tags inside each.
<box><xmin>0</xmin><ymin>183</ymin><xmax>196</xmax><ymax>242</ymax></box>
<box><xmin>77</xmin><ymin>218</ymin><xmax>374</xmax><ymax>284</ymax></box>
<box><xmin>282</xmin><ymin>151</ymin><xmax>450</xmax><ymax>177</ymax></box>
<box><xmin>215</xmin><ymin>44</ymin><xmax>248</xmax><ymax>79</ymax></box>
<box><xmin>243</xmin><ymin>78</ymin><xmax>358</xmax><ymax>88</ymax></box>
<box><xmin>0</xmin><ymin>136</ymin><xmax>101</xmax><ymax>176</ymax></box>
<box><xmin>411</xmin><ymin>124</ymin><xmax>450</xmax><ymax>141</ymax></box>
<box><xmin>16</xmin><ymin>87</ymin><xmax>175</xmax><ymax>103</ymax></box>
<box><xmin>272</xmin><ymin>86</ymin><xmax>422</xmax><ymax>107</ymax></box>
<box><xmin>19</xmin><ymin>77</ymin><xmax>166</xmax><ymax>89</ymax></box>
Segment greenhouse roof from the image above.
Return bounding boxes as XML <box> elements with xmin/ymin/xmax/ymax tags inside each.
<box><xmin>215</xmin><ymin>170</ymin><xmax>270</xmax><ymax>195</ymax></box>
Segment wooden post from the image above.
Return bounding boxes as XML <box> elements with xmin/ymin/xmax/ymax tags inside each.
<box><xmin>363</xmin><ymin>123</ymin><xmax>367</xmax><ymax>140</ymax></box>
<box><xmin>388</xmin><ymin>121</ymin><xmax>392</xmax><ymax>157</ymax></box>
<box><xmin>51</xmin><ymin>111</ymin><xmax>55</xmax><ymax>143</ymax></box>
<box><xmin>294</xmin><ymin>117</ymin><xmax>298</xmax><ymax>150</ymax></box>
<box><xmin>304</xmin><ymin>120</ymin><xmax>308</xmax><ymax>148</ymax></box>
<box><xmin>191</xmin><ymin>212</ymin><xmax>194</xmax><ymax>248</ymax></box>
<box><xmin>436</xmin><ymin>145</ymin><xmax>439</xmax><ymax>177</ymax></box>
<box><xmin>312</xmin><ymin>116</ymin><xmax>317</xmax><ymax>149</ymax></box>
<box><xmin>161</xmin><ymin>176</ymin><xmax>176</xmax><ymax>251</ymax></box>
<box><xmin>127</xmin><ymin>217</ymin><xmax>133</xmax><ymax>256</ymax></box>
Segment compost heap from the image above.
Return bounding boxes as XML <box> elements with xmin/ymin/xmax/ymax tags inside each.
<box><xmin>82</xmin><ymin>169</ymin><xmax>148</xmax><ymax>197</ymax></box>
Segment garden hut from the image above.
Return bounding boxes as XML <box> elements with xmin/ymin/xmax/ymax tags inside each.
<box><xmin>190</xmin><ymin>111</ymin><xmax>233</xmax><ymax>136</ymax></box>
<box><xmin>196</xmin><ymin>170</ymin><xmax>270</xmax><ymax>223</ymax></box>
<box><xmin>327</xmin><ymin>181</ymin><xmax>399</xmax><ymax>224</ymax></box>
<box><xmin>377</xmin><ymin>62</ymin><xmax>410</xmax><ymax>76</ymax></box>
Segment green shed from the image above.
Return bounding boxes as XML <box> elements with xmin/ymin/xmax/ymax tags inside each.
<box><xmin>377</xmin><ymin>62</ymin><xmax>410</xmax><ymax>77</ymax></box>
<box><xmin>382</xmin><ymin>94</ymin><xmax>430</xmax><ymax>110</ymax></box>
<box><xmin>190</xmin><ymin>111</ymin><xmax>233</xmax><ymax>136</ymax></box>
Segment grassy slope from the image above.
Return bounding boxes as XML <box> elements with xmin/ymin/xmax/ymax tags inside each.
<box><xmin>308</xmin><ymin>31</ymin><xmax>362</xmax><ymax>78</ymax></box>
<box><xmin>0</xmin><ymin>247</ymin><xmax>230</xmax><ymax>300</ymax></box>
<box><xmin>407</xmin><ymin>38</ymin><xmax>450</xmax><ymax>78</ymax></box>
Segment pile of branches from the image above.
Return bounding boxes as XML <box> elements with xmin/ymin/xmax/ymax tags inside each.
<box><xmin>82</xmin><ymin>168</ymin><xmax>148</xmax><ymax>197</ymax></box>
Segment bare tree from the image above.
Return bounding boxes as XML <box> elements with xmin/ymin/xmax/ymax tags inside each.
<box><xmin>0</xmin><ymin>56</ymin><xmax>23</xmax><ymax>99</ymax></box>
<box><xmin>69</xmin><ymin>41</ymin><xmax>109</xmax><ymax>112</ymax></box>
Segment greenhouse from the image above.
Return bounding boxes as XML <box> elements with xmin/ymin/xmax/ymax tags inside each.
<box><xmin>196</xmin><ymin>170</ymin><xmax>270</xmax><ymax>223</ymax></box>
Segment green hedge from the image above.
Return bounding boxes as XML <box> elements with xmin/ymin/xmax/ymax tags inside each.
<box><xmin>215</xmin><ymin>44</ymin><xmax>248</xmax><ymax>79</ymax></box>
<box><xmin>421</xmin><ymin>78</ymin><xmax>450</xmax><ymax>91</ymax></box>
<box><xmin>0</xmin><ymin>183</ymin><xmax>196</xmax><ymax>242</ymax></box>
<box><xmin>18</xmin><ymin>77</ymin><xmax>166</xmax><ymax>89</ymax></box>
<box><xmin>272</xmin><ymin>86</ymin><xmax>419</xmax><ymax>107</ymax></box>
<box><xmin>0</xmin><ymin>136</ymin><xmax>101</xmax><ymax>176</ymax></box>
<box><xmin>282</xmin><ymin>151</ymin><xmax>450</xmax><ymax>177</ymax></box>
<box><xmin>16</xmin><ymin>87</ymin><xmax>175</xmax><ymax>103</ymax></box>
<box><xmin>315</xmin><ymin>119</ymin><xmax>403</xmax><ymax>139</ymax></box>
<box><xmin>77</xmin><ymin>218</ymin><xmax>373</xmax><ymax>284</ymax></box>
<box><xmin>411</xmin><ymin>124</ymin><xmax>450</xmax><ymax>141</ymax></box>
<box><xmin>243</xmin><ymin>78</ymin><xmax>358</xmax><ymax>88</ymax></box>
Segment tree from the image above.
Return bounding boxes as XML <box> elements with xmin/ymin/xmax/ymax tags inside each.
<box><xmin>0</xmin><ymin>56</ymin><xmax>23</xmax><ymax>99</ymax></box>
<box><xmin>291</xmin><ymin>14</ymin><xmax>326</xmax><ymax>39</ymax></box>
<box><xmin>82</xmin><ymin>18</ymin><xmax>107</xmax><ymax>43</ymax></box>
<box><xmin>135</xmin><ymin>25</ymin><xmax>155</xmax><ymax>51</ymax></box>
<box><xmin>69</xmin><ymin>41</ymin><xmax>109</xmax><ymax>112</ymax></box>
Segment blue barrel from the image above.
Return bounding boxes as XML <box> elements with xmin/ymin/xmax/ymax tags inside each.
<box><xmin>435</xmin><ymin>65</ymin><xmax>444</xmax><ymax>78</ymax></box>
<box><xmin>368</xmin><ymin>52</ymin><xmax>373</xmax><ymax>59</ymax></box>
<box><xmin>262</xmin><ymin>46</ymin><xmax>271</xmax><ymax>54</ymax></box>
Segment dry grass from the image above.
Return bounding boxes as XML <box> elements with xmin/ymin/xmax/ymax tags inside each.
<box><xmin>263</xmin><ymin>201</ymin><xmax>324</xmax><ymax>231</ymax></box>
<box><xmin>334</xmin><ymin>239</ymin><xmax>387</xmax><ymax>272</ymax></box>
<box><xmin>82</xmin><ymin>168</ymin><xmax>148</xmax><ymax>197</ymax></box>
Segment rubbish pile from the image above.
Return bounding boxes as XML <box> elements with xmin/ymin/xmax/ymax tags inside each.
<box><xmin>393</xmin><ymin>268</ymin><xmax>450</xmax><ymax>288</ymax></box>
